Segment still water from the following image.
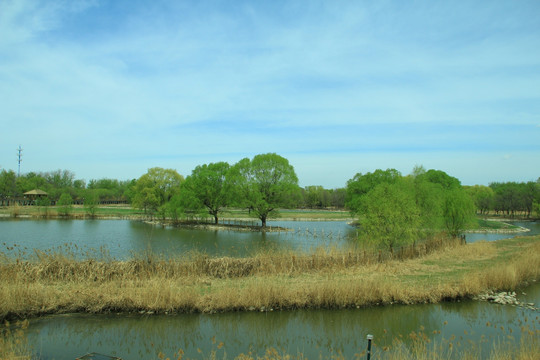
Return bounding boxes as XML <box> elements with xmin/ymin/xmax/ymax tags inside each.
<box><xmin>25</xmin><ymin>285</ymin><xmax>540</xmax><ymax>359</ymax></box>
<box><xmin>1</xmin><ymin>218</ymin><xmax>538</xmax><ymax>259</ymax></box>
<box><xmin>0</xmin><ymin>219</ymin><xmax>358</xmax><ymax>259</ymax></box>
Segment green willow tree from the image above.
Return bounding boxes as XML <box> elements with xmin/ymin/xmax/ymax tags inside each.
<box><xmin>132</xmin><ymin>167</ymin><xmax>184</xmax><ymax>214</ymax></box>
<box><xmin>360</xmin><ymin>181</ymin><xmax>421</xmax><ymax>251</ymax></box>
<box><xmin>347</xmin><ymin>166</ymin><xmax>479</xmax><ymax>249</ymax></box>
<box><xmin>180</xmin><ymin>162</ymin><xmax>232</xmax><ymax>224</ymax></box>
<box><xmin>443</xmin><ymin>188</ymin><xmax>476</xmax><ymax>237</ymax></box>
<box><xmin>410</xmin><ymin>175</ymin><xmax>445</xmax><ymax>238</ymax></box>
<box><xmin>230</xmin><ymin>153</ymin><xmax>299</xmax><ymax>228</ymax></box>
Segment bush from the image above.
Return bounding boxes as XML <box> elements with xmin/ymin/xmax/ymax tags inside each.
<box><xmin>57</xmin><ymin>193</ymin><xmax>73</xmax><ymax>216</ymax></box>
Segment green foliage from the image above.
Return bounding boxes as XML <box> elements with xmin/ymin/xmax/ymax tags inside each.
<box><xmin>84</xmin><ymin>190</ymin><xmax>99</xmax><ymax>217</ymax></box>
<box><xmin>534</xmin><ymin>202</ymin><xmax>540</xmax><ymax>218</ymax></box>
<box><xmin>346</xmin><ymin>168</ymin><xmax>401</xmax><ymax>215</ymax></box>
<box><xmin>410</xmin><ymin>176</ymin><xmax>445</xmax><ymax>237</ymax></box>
<box><xmin>490</xmin><ymin>181</ymin><xmax>540</xmax><ymax>217</ymax></box>
<box><xmin>465</xmin><ymin>185</ymin><xmax>494</xmax><ymax>215</ymax></box>
<box><xmin>0</xmin><ymin>170</ymin><xmax>17</xmax><ymax>200</ymax></box>
<box><xmin>57</xmin><ymin>193</ymin><xmax>73</xmax><ymax>216</ymax></box>
<box><xmin>87</xmin><ymin>178</ymin><xmax>133</xmax><ymax>202</ymax></box>
<box><xmin>360</xmin><ymin>181</ymin><xmax>421</xmax><ymax>250</ymax></box>
<box><xmin>298</xmin><ymin>186</ymin><xmax>346</xmax><ymax>209</ymax></box>
<box><xmin>132</xmin><ymin>167</ymin><xmax>184</xmax><ymax>214</ymax></box>
<box><xmin>133</xmin><ymin>187</ymin><xmax>160</xmax><ymax>214</ymax></box>
<box><xmin>35</xmin><ymin>195</ymin><xmax>51</xmax><ymax>217</ymax></box>
<box><xmin>421</xmin><ymin>169</ymin><xmax>461</xmax><ymax>190</ymax></box>
<box><xmin>230</xmin><ymin>153</ymin><xmax>299</xmax><ymax>227</ymax></box>
<box><xmin>164</xmin><ymin>194</ymin><xmax>187</xmax><ymax>223</ymax></box>
<box><xmin>347</xmin><ymin>166</ymin><xmax>480</xmax><ymax>248</ymax></box>
<box><xmin>443</xmin><ymin>189</ymin><xmax>476</xmax><ymax>237</ymax></box>
<box><xmin>180</xmin><ymin>162</ymin><xmax>232</xmax><ymax>224</ymax></box>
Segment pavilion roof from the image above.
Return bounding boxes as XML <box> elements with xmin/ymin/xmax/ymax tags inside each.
<box><xmin>24</xmin><ymin>189</ymin><xmax>48</xmax><ymax>196</ymax></box>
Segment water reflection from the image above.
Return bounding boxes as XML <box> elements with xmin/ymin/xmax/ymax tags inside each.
<box><xmin>0</xmin><ymin>219</ymin><xmax>357</xmax><ymax>259</ymax></box>
<box><xmin>1</xmin><ymin>219</ymin><xmax>537</xmax><ymax>259</ymax></box>
<box><xmin>26</xmin><ymin>285</ymin><xmax>540</xmax><ymax>360</ymax></box>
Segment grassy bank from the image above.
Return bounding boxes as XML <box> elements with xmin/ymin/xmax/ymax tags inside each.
<box><xmin>1</xmin><ymin>235</ymin><xmax>539</xmax><ymax>322</ymax></box>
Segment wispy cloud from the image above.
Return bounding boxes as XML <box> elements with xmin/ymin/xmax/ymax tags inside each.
<box><xmin>1</xmin><ymin>0</ymin><xmax>539</xmax><ymax>187</ymax></box>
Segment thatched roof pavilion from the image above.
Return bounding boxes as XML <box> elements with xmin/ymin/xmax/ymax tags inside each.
<box><xmin>24</xmin><ymin>189</ymin><xmax>48</xmax><ymax>197</ymax></box>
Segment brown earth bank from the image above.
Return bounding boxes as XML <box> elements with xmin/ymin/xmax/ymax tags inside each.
<box><xmin>1</xmin><ymin>234</ymin><xmax>539</xmax><ymax>322</ymax></box>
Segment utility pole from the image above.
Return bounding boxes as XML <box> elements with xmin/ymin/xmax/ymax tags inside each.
<box><xmin>17</xmin><ymin>145</ymin><xmax>23</xmax><ymax>177</ymax></box>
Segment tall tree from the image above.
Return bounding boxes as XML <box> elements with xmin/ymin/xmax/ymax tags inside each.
<box><xmin>230</xmin><ymin>153</ymin><xmax>299</xmax><ymax>228</ymax></box>
<box><xmin>360</xmin><ymin>180</ymin><xmax>421</xmax><ymax>251</ymax></box>
<box><xmin>443</xmin><ymin>189</ymin><xmax>476</xmax><ymax>237</ymax></box>
<box><xmin>180</xmin><ymin>162</ymin><xmax>232</xmax><ymax>224</ymax></box>
<box><xmin>132</xmin><ymin>167</ymin><xmax>184</xmax><ymax>213</ymax></box>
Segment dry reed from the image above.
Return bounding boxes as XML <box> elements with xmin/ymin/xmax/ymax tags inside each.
<box><xmin>1</xmin><ymin>235</ymin><xmax>539</xmax><ymax>322</ymax></box>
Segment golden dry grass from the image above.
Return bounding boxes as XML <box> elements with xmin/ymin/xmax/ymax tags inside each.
<box><xmin>0</xmin><ymin>236</ymin><xmax>539</xmax><ymax>322</ymax></box>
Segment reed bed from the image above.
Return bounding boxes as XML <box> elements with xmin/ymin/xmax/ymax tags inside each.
<box><xmin>1</xmin><ymin>236</ymin><xmax>539</xmax><ymax>322</ymax></box>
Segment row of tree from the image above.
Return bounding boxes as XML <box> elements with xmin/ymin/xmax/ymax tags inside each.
<box><xmin>465</xmin><ymin>181</ymin><xmax>540</xmax><ymax>217</ymax></box>
<box><xmin>2</xmin><ymin>155</ymin><xmax>539</xmax><ymax>237</ymax></box>
<box><xmin>130</xmin><ymin>153</ymin><xmax>300</xmax><ymax>227</ymax></box>
<box><xmin>0</xmin><ymin>169</ymin><xmax>135</xmax><ymax>204</ymax></box>
<box><xmin>0</xmin><ymin>164</ymin><xmax>344</xmax><ymax>210</ymax></box>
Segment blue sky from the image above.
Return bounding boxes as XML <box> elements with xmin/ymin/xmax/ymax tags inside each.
<box><xmin>1</xmin><ymin>0</ymin><xmax>539</xmax><ymax>188</ymax></box>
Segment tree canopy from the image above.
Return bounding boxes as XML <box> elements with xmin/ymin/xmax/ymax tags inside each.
<box><xmin>230</xmin><ymin>153</ymin><xmax>299</xmax><ymax>227</ymax></box>
<box><xmin>132</xmin><ymin>167</ymin><xmax>184</xmax><ymax>213</ymax></box>
<box><xmin>346</xmin><ymin>167</ymin><xmax>477</xmax><ymax>249</ymax></box>
<box><xmin>180</xmin><ymin>162</ymin><xmax>232</xmax><ymax>224</ymax></box>
<box><xmin>360</xmin><ymin>180</ymin><xmax>421</xmax><ymax>250</ymax></box>
<box><xmin>346</xmin><ymin>168</ymin><xmax>401</xmax><ymax>215</ymax></box>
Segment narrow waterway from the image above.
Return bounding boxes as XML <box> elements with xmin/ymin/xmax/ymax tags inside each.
<box><xmin>25</xmin><ymin>284</ymin><xmax>540</xmax><ymax>359</ymax></box>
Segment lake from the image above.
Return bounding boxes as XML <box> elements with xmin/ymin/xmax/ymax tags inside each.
<box><xmin>1</xmin><ymin>218</ymin><xmax>538</xmax><ymax>260</ymax></box>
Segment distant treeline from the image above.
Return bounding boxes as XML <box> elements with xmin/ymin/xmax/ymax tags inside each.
<box><xmin>465</xmin><ymin>182</ymin><xmax>540</xmax><ymax>217</ymax></box>
<box><xmin>0</xmin><ymin>168</ymin><xmax>345</xmax><ymax>209</ymax></box>
<box><xmin>0</xmin><ymin>169</ymin><xmax>134</xmax><ymax>205</ymax></box>
<box><xmin>1</xmin><ymin>156</ymin><xmax>539</xmax><ymax>224</ymax></box>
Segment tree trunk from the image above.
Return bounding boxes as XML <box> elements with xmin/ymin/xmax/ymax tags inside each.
<box><xmin>261</xmin><ymin>216</ymin><xmax>267</xmax><ymax>228</ymax></box>
<box><xmin>214</xmin><ymin>215</ymin><xmax>219</xmax><ymax>224</ymax></box>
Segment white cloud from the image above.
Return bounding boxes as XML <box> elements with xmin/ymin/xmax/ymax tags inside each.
<box><xmin>1</xmin><ymin>0</ymin><xmax>539</xmax><ymax>186</ymax></box>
